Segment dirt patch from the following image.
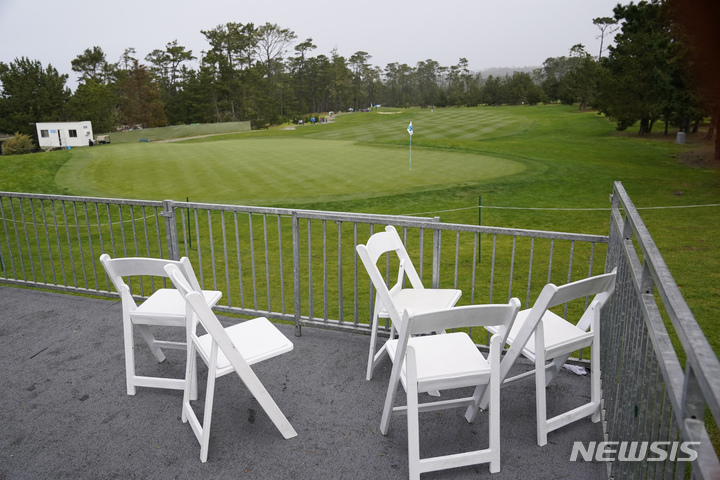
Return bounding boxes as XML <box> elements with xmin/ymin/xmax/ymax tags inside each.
<box><xmin>677</xmin><ymin>145</ymin><xmax>719</xmax><ymax>168</ymax></box>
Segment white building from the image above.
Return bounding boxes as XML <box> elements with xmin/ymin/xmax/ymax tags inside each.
<box><xmin>36</xmin><ymin>121</ymin><xmax>94</xmax><ymax>150</ymax></box>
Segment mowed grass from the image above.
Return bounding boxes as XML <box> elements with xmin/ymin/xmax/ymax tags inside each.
<box><xmin>1</xmin><ymin>104</ymin><xmax>718</xmax><ymax>361</ymax></box>
<box><xmin>2</xmin><ymin>104</ymin><xmax>719</xmax><ymax>447</ymax></box>
<box><xmin>54</xmin><ymin>138</ymin><xmax>525</xmax><ymax>204</ymax></box>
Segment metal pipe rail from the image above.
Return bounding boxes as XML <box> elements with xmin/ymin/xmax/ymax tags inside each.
<box><xmin>602</xmin><ymin>181</ymin><xmax>720</xmax><ymax>480</ymax></box>
<box><xmin>0</xmin><ymin>191</ymin><xmax>606</xmax><ymax>339</ymax></box>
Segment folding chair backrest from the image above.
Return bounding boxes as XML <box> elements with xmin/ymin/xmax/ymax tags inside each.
<box><xmin>546</xmin><ymin>270</ymin><xmax>616</xmax><ymax>311</ymax></box>
<box><xmin>403</xmin><ymin>299</ymin><xmax>521</xmax><ymax>342</ymax></box>
<box><xmin>359</xmin><ymin>226</ymin><xmax>423</xmax><ymax>288</ymax></box>
<box><xmin>356</xmin><ymin>226</ymin><xmax>424</xmax><ymax>323</ymax></box>
<box><xmin>101</xmin><ymin>254</ymin><xmax>202</xmax><ymax>291</ymax></box>
<box><xmin>100</xmin><ymin>254</ymin><xmax>202</xmax><ymax>304</ymax></box>
<box><xmin>165</xmin><ymin>264</ymin><xmax>253</xmax><ymax>374</ymax></box>
<box><xmin>499</xmin><ymin>269</ymin><xmax>617</xmax><ymax>380</ymax></box>
<box><xmin>548</xmin><ymin>269</ymin><xmax>616</xmax><ymax>332</ymax></box>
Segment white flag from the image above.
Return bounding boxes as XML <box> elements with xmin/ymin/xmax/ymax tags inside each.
<box><xmin>407</xmin><ymin>122</ymin><xmax>413</xmax><ymax>136</ymax></box>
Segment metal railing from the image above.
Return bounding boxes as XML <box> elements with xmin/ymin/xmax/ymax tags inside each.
<box><xmin>0</xmin><ymin>191</ymin><xmax>606</xmax><ymax>341</ymax></box>
<box><xmin>601</xmin><ymin>182</ymin><xmax>720</xmax><ymax>479</ymax></box>
<box><xmin>1</xmin><ymin>184</ymin><xmax>717</xmax><ymax>478</ymax></box>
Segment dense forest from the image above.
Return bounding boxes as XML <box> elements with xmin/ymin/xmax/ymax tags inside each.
<box><xmin>0</xmin><ymin>0</ymin><xmax>717</xmax><ymax>157</ymax></box>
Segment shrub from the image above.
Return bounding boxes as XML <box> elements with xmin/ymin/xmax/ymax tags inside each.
<box><xmin>2</xmin><ymin>132</ymin><xmax>36</xmax><ymax>155</ymax></box>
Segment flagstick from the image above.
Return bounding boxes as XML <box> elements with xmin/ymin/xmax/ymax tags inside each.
<box><xmin>409</xmin><ymin>135</ymin><xmax>412</xmax><ymax>170</ymax></box>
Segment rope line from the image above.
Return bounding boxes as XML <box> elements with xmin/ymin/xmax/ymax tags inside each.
<box><xmin>0</xmin><ymin>213</ymin><xmax>158</xmax><ymax>228</ymax></box>
<box><xmin>400</xmin><ymin>203</ymin><xmax>720</xmax><ymax>216</ymax></box>
<box><xmin>1</xmin><ymin>203</ymin><xmax>718</xmax><ymax>225</ymax></box>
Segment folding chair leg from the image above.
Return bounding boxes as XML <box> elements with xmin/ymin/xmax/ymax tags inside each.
<box><xmin>185</xmin><ymin>326</ymin><xmax>198</xmax><ymax>401</ymax></box>
<box><xmin>123</xmin><ymin>320</ymin><xmax>137</xmax><ymax>395</ymax></box>
<box><xmin>545</xmin><ymin>356</ymin><xmax>567</xmax><ymax>386</ymax></box>
<box><xmin>406</xmin><ymin>351</ymin><xmax>421</xmax><ymax>480</ymax></box>
<box><xmin>224</xmin><ymin>348</ymin><xmax>298</xmax><ymax>439</ymax></box>
<box><xmin>199</xmin><ymin>367</ymin><xmax>217</xmax><ymax>463</ymax></box>
<box><xmin>136</xmin><ymin>324</ymin><xmax>167</xmax><ymax>362</ymax></box>
<box><xmin>380</xmin><ymin>356</ymin><xmax>403</xmax><ymax>435</ymax></box>
<box><xmin>367</xmin><ymin>310</ymin><xmax>382</xmax><ymax>380</ymax></box>
<box><xmin>488</xmin><ymin>336</ymin><xmax>501</xmax><ymax>473</ymax></box>
<box><xmin>240</xmin><ymin>368</ymin><xmax>298</xmax><ymax>439</ymax></box>
<box><xmin>182</xmin><ymin>342</ymin><xmax>198</xmax><ymax>422</ymax></box>
<box><xmin>590</xmin><ymin>339</ymin><xmax>602</xmax><ymax>423</ymax></box>
<box><xmin>464</xmin><ymin>383</ymin><xmax>488</xmax><ymax>423</ymax></box>
<box><xmin>535</xmin><ymin>332</ymin><xmax>548</xmax><ymax>447</ymax></box>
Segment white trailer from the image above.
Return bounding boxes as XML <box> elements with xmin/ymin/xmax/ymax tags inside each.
<box><xmin>36</xmin><ymin>121</ymin><xmax>94</xmax><ymax>150</ymax></box>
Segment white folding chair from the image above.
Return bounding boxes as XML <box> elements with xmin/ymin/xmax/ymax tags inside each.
<box><xmin>356</xmin><ymin>225</ymin><xmax>461</xmax><ymax>380</ymax></box>
<box><xmin>380</xmin><ymin>300</ymin><xmax>520</xmax><ymax>478</ymax></box>
<box><xmin>165</xmin><ymin>264</ymin><xmax>298</xmax><ymax>463</ymax></box>
<box><xmin>479</xmin><ymin>269</ymin><xmax>617</xmax><ymax>446</ymax></box>
<box><xmin>99</xmin><ymin>254</ymin><xmax>222</xmax><ymax>396</ymax></box>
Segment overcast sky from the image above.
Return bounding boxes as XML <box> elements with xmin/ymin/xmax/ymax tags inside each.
<box><xmin>0</xmin><ymin>0</ymin><xmax>626</xmax><ymax>90</ymax></box>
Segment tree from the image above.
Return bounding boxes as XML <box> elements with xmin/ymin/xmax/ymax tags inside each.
<box><xmin>596</xmin><ymin>1</ymin><xmax>673</xmax><ymax>135</ymax></box>
<box><xmin>120</xmin><ymin>48</ymin><xmax>138</xmax><ymax>71</ymax></box>
<box><xmin>668</xmin><ymin>0</ymin><xmax>720</xmax><ymax>159</ymax></box>
<box><xmin>71</xmin><ymin>46</ymin><xmax>116</xmax><ymax>84</ymax></box>
<box><xmin>329</xmin><ymin>49</ymin><xmax>351</xmax><ymax>112</ymax></box>
<box><xmin>538</xmin><ymin>56</ymin><xmax>576</xmax><ymax>102</ymax></box>
<box><xmin>482</xmin><ymin>75</ymin><xmax>505</xmax><ymax>106</ymax></box>
<box><xmin>254</xmin><ymin>23</ymin><xmax>296</xmax><ymax>75</ymax></box>
<box><xmin>146</xmin><ymin>40</ymin><xmax>196</xmax><ymax>124</ymax></box>
<box><xmin>201</xmin><ymin>22</ymin><xmax>258</xmax><ymax>122</ymax></box>
<box><xmin>349</xmin><ymin>51</ymin><xmax>372</xmax><ymax>109</ymax></box>
<box><xmin>0</xmin><ymin>57</ymin><xmax>70</xmax><ymax>136</ymax></box>
<box><xmin>290</xmin><ymin>38</ymin><xmax>316</xmax><ymax>113</ymax></box>
<box><xmin>593</xmin><ymin>17</ymin><xmax>619</xmax><ymax>59</ymax></box>
<box><xmin>68</xmin><ymin>79</ymin><xmax>119</xmax><ymax>133</ymax></box>
<box><xmin>505</xmin><ymin>72</ymin><xmax>535</xmax><ymax>105</ymax></box>
<box><xmin>564</xmin><ymin>44</ymin><xmax>598</xmax><ymax>110</ymax></box>
<box><xmin>146</xmin><ymin>40</ymin><xmax>196</xmax><ymax>93</ymax></box>
<box><xmin>117</xmin><ymin>60</ymin><xmax>167</xmax><ymax>128</ymax></box>
<box><xmin>415</xmin><ymin>59</ymin><xmax>442</xmax><ymax>106</ymax></box>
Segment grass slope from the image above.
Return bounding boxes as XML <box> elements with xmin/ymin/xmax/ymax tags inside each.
<box><xmin>1</xmin><ymin>105</ymin><xmax>718</xmax><ymax>359</ymax></box>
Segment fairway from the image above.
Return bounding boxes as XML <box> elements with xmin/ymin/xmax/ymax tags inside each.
<box><xmin>4</xmin><ymin>104</ymin><xmax>718</xmax><ymax>362</ymax></box>
<box><xmin>54</xmin><ymin>137</ymin><xmax>525</xmax><ymax>204</ymax></box>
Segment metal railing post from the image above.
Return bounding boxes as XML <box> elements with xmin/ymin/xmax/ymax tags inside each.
<box><xmin>292</xmin><ymin>211</ymin><xmax>302</xmax><ymax>337</ymax></box>
<box><xmin>162</xmin><ymin>200</ymin><xmax>179</xmax><ymax>260</ymax></box>
<box><xmin>432</xmin><ymin>217</ymin><xmax>441</xmax><ymax>288</ymax></box>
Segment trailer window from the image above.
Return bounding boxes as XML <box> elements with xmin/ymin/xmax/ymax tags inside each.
<box><xmin>41</xmin><ymin>130</ymin><xmax>49</xmax><ymax>138</ymax></box>
<box><xmin>69</xmin><ymin>130</ymin><xmax>78</xmax><ymax>138</ymax></box>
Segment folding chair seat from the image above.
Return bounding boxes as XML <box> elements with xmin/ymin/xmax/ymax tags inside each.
<box><xmin>356</xmin><ymin>225</ymin><xmax>461</xmax><ymax>380</ymax></box>
<box><xmin>165</xmin><ymin>264</ymin><xmax>297</xmax><ymax>463</ymax></box>
<box><xmin>100</xmin><ymin>254</ymin><xmax>222</xmax><ymax>395</ymax></box>
<box><xmin>380</xmin><ymin>300</ymin><xmax>520</xmax><ymax>478</ymax></box>
<box><xmin>480</xmin><ymin>269</ymin><xmax>617</xmax><ymax>446</ymax></box>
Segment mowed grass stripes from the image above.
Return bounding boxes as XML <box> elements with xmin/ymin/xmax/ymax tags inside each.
<box><xmin>55</xmin><ymin>138</ymin><xmax>525</xmax><ymax>204</ymax></box>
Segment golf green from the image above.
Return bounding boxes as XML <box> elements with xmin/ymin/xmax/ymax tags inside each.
<box><xmin>54</xmin><ymin>138</ymin><xmax>525</xmax><ymax>204</ymax></box>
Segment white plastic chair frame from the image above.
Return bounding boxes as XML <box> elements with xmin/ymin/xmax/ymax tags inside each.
<box><xmin>356</xmin><ymin>225</ymin><xmax>461</xmax><ymax>380</ymax></box>
<box><xmin>480</xmin><ymin>269</ymin><xmax>617</xmax><ymax>446</ymax></box>
<box><xmin>165</xmin><ymin>264</ymin><xmax>297</xmax><ymax>463</ymax></box>
<box><xmin>381</xmin><ymin>300</ymin><xmax>520</xmax><ymax>478</ymax></box>
<box><xmin>99</xmin><ymin>254</ymin><xmax>221</xmax><ymax>396</ymax></box>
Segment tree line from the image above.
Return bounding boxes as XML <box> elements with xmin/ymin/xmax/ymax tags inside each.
<box><xmin>0</xmin><ymin>0</ymin><xmax>717</xmax><ymax>157</ymax></box>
